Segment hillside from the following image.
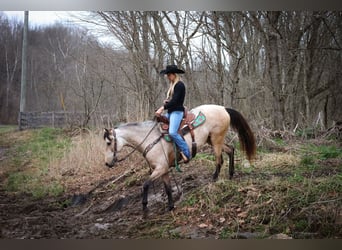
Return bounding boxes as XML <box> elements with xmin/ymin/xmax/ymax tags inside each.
<box><xmin>0</xmin><ymin>126</ymin><xmax>341</xmax><ymax>239</ymax></box>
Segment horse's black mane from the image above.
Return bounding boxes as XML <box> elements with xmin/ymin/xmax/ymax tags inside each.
<box><xmin>116</xmin><ymin>120</ymin><xmax>155</xmax><ymax>129</ymax></box>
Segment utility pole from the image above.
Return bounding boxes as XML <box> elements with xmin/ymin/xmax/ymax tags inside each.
<box><xmin>19</xmin><ymin>11</ymin><xmax>28</xmax><ymax>130</ymax></box>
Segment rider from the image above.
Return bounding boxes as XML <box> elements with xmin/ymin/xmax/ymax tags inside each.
<box><xmin>155</xmin><ymin>65</ymin><xmax>191</xmax><ymax>163</ymax></box>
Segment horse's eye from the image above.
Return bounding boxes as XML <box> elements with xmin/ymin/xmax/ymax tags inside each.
<box><xmin>107</xmin><ymin>142</ymin><xmax>111</xmax><ymax>146</ymax></box>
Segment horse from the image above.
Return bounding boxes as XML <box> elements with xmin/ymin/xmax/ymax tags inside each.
<box><xmin>103</xmin><ymin>104</ymin><xmax>256</xmax><ymax>212</ymax></box>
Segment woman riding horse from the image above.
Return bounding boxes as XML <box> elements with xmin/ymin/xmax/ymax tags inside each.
<box><xmin>155</xmin><ymin>65</ymin><xmax>191</xmax><ymax>163</ymax></box>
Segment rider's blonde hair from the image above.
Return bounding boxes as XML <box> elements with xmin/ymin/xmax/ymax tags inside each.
<box><xmin>166</xmin><ymin>74</ymin><xmax>180</xmax><ymax>100</ymax></box>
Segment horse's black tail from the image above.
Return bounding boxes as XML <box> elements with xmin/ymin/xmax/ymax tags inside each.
<box><xmin>226</xmin><ymin>108</ymin><xmax>256</xmax><ymax>162</ymax></box>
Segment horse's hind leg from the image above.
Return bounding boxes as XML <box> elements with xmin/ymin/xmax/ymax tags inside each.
<box><xmin>211</xmin><ymin>136</ymin><xmax>225</xmax><ymax>181</ymax></box>
<box><xmin>223</xmin><ymin>144</ymin><xmax>235</xmax><ymax>179</ymax></box>
<box><xmin>212</xmin><ymin>153</ymin><xmax>223</xmax><ymax>181</ymax></box>
<box><xmin>162</xmin><ymin>173</ymin><xmax>174</xmax><ymax>211</ymax></box>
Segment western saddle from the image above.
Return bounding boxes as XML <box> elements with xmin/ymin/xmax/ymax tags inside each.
<box><xmin>156</xmin><ymin>109</ymin><xmax>197</xmax><ymax>158</ymax></box>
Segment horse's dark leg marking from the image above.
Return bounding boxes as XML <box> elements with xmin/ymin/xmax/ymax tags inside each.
<box><xmin>162</xmin><ymin>174</ymin><xmax>174</xmax><ymax>211</ymax></box>
<box><xmin>228</xmin><ymin>147</ymin><xmax>235</xmax><ymax>179</ymax></box>
<box><xmin>163</xmin><ymin>182</ymin><xmax>174</xmax><ymax>211</ymax></box>
<box><xmin>142</xmin><ymin>180</ymin><xmax>151</xmax><ymax>211</ymax></box>
<box><xmin>223</xmin><ymin>144</ymin><xmax>235</xmax><ymax>179</ymax></box>
<box><xmin>213</xmin><ymin>153</ymin><xmax>223</xmax><ymax>181</ymax></box>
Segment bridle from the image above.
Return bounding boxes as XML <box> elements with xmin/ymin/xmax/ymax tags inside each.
<box><xmin>105</xmin><ymin>121</ymin><xmax>158</xmax><ymax>168</ymax></box>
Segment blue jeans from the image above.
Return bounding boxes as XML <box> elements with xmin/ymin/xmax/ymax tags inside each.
<box><xmin>165</xmin><ymin>111</ymin><xmax>191</xmax><ymax>159</ymax></box>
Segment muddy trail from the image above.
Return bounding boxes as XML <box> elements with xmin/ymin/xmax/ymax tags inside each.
<box><xmin>0</xmin><ymin>160</ymin><xmax>217</xmax><ymax>239</ymax></box>
<box><xmin>2</xmin><ymin>154</ymin><xmax>341</xmax><ymax>239</ymax></box>
<box><xmin>1</xmin><ymin>127</ymin><xmax>341</xmax><ymax>239</ymax></box>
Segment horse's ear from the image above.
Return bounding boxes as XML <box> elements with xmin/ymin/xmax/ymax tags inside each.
<box><xmin>109</xmin><ymin>128</ymin><xmax>114</xmax><ymax>134</ymax></box>
<box><xmin>104</xmin><ymin>128</ymin><xmax>108</xmax><ymax>133</ymax></box>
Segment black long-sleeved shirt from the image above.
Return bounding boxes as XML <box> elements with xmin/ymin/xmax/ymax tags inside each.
<box><xmin>164</xmin><ymin>81</ymin><xmax>186</xmax><ymax>113</ymax></box>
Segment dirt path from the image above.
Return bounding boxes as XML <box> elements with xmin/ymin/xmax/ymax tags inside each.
<box><xmin>1</xmin><ymin>127</ymin><xmax>341</xmax><ymax>239</ymax></box>
<box><xmin>0</xmin><ymin>161</ymin><xmax>214</xmax><ymax>239</ymax></box>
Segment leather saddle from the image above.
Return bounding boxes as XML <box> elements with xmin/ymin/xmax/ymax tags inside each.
<box><xmin>158</xmin><ymin>109</ymin><xmax>196</xmax><ymax>133</ymax></box>
<box><xmin>156</xmin><ymin>109</ymin><xmax>197</xmax><ymax>158</ymax></box>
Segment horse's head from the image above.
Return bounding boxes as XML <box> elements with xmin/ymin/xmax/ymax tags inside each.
<box><xmin>103</xmin><ymin>128</ymin><xmax>118</xmax><ymax>168</ymax></box>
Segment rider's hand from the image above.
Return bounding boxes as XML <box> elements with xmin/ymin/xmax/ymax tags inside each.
<box><xmin>155</xmin><ymin>106</ymin><xmax>164</xmax><ymax>117</ymax></box>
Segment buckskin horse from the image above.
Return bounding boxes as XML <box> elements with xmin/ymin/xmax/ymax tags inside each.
<box><xmin>103</xmin><ymin>104</ymin><xmax>256</xmax><ymax>212</ymax></box>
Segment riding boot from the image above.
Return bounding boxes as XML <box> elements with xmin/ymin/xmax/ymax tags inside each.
<box><xmin>180</xmin><ymin>151</ymin><xmax>190</xmax><ymax>163</ymax></box>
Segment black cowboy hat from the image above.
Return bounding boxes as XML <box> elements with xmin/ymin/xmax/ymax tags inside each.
<box><xmin>160</xmin><ymin>64</ymin><xmax>185</xmax><ymax>75</ymax></box>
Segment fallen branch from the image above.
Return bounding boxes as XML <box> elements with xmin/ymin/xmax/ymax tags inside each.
<box><xmin>87</xmin><ymin>168</ymin><xmax>136</xmax><ymax>196</ymax></box>
<box><xmin>74</xmin><ymin>203</ymin><xmax>93</xmax><ymax>217</ymax></box>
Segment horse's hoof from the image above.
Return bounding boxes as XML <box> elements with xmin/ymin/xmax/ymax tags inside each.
<box><xmin>142</xmin><ymin>207</ymin><xmax>149</xmax><ymax>218</ymax></box>
<box><xmin>212</xmin><ymin>173</ymin><xmax>219</xmax><ymax>181</ymax></box>
<box><xmin>168</xmin><ymin>205</ymin><xmax>175</xmax><ymax>211</ymax></box>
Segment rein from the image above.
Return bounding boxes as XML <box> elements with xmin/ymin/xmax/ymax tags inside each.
<box><xmin>111</xmin><ymin>121</ymin><xmax>158</xmax><ymax>164</ymax></box>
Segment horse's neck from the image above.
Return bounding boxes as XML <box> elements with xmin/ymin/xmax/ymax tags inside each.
<box><xmin>117</xmin><ymin>122</ymin><xmax>156</xmax><ymax>148</ymax></box>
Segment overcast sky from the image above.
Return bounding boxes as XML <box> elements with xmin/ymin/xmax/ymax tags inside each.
<box><xmin>2</xmin><ymin>11</ymin><xmax>79</xmax><ymax>27</ymax></box>
<box><xmin>2</xmin><ymin>11</ymin><xmax>117</xmax><ymax>46</ymax></box>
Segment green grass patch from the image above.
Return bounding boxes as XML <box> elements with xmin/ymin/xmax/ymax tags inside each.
<box><xmin>6</xmin><ymin>171</ymin><xmax>64</xmax><ymax>198</ymax></box>
<box><xmin>274</xmin><ymin>137</ymin><xmax>285</xmax><ymax>146</ymax></box>
<box><xmin>15</xmin><ymin>127</ymin><xmax>71</xmax><ymax>166</ymax></box>
<box><xmin>193</xmin><ymin>153</ymin><xmax>215</xmax><ymax>161</ymax></box>
<box><xmin>0</xmin><ymin>125</ymin><xmax>17</xmax><ymax>134</ymax></box>
<box><xmin>303</xmin><ymin>144</ymin><xmax>342</xmax><ymax>160</ymax></box>
<box><xmin>295</xmin><ymin>128</ymin><xmax>315</xmax><ymax>139</ymax></box>
<box><xmin>3</xmin><ymin>127</ymin><xmax>71</xmax><ymax>197</ymax></box>
<box><xmin>151</xmin><ymin>138</ymin><xmax>341</xmax><ymax>239</ymax></box>
<box><xmin>300</xmin><ymin>155</ymin><xmax>315</xmax><ymax>166</ymax></box>
<box><xmin>219</xmin><ymin>227</ymin><xmax>233</xmax><ymax>239</ymax></box>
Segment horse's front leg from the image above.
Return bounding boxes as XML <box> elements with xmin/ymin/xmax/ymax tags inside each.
<box><xmin>162</xmin><ymin>173</ymin><xmax>174</xmax><ymax>211</ymax></box>
<box><xmin>142</xmin><ymin>180</ymin><xmax>151</xmax><ymax>212</ymax></box>
<box><xmin>142</xmin><ymin>166</ymin><xmax>168</xmax><ymax>212</ymax></box>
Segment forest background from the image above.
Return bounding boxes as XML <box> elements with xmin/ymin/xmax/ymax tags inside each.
<box><xmin>0</xmin><ymin>11</ymin><xmax>341</xmax><ymax>131</ymax></box>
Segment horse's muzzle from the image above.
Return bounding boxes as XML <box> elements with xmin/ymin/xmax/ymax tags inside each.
<box><xmin>106</xmin><ymin>162</ymin><xmax>114</xmax><ymax>168</ymax></box>
<box><xmin>105</xmin><ymin>156</ymin><xmax>117</xmax><ymax>168</ymax></box>
<box><xmin>105</xmin><ymin>162</ymin><xmax>115</xmax><ymax>168</ymax></box>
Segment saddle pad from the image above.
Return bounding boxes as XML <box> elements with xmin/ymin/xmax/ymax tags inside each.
<box><xmin>163</xmin><ymin>111</ymin><xmax>206</xmax><ymax>142</ymax></box>
<box><xmin>192</xmin><ymin>111</ymin><xmax>206</xmax><ymax>128</ymax></box>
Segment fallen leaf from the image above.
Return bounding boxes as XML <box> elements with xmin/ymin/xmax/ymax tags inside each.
<box><xmin>238</xmin><ymin>211</ymin><xmax>248</xmax><ymax>218</ymax></box>
<box><xmin>198</xmin><ymin>223</ymin><xmax>208</xmax><ymax>228</ymax></box>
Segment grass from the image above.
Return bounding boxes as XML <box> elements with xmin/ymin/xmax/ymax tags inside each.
<box><xmin>1</xmin><ymin>127</ymin><xmax>71</xmax><ymax>197</ymax></box>
<box><xmin>15</xmin><ymin>127</ymin><xmax>71</xmax><ymax>166</ymax></box>
<box><xmin>6</xmin><ymin>171</ymin><xmax>64</xmax><ymax>198</ymax></box>
<box><xmin>0</xmin><ymin>125</ymin><xmax>17</xmax><ymax>134</ymax></box>
<box><xmin>0</xmin><ymin>126</ymin><xmax>341</xmax><ymax>238</ymax></box>
<box><xmin>193</xmin><ymin>152</ymin><xmax>216</xmax><ymax>161</ymax></box>
<box><xmin>168</xmin><ymin>136</ymin><xmax>342</xmax><ymax>239</ymax></box>
<box><xmin>175</xmin><ymin>170</ymin><xmax>340</xmax><ymax>238</ymax></box>
<box><xmin>306</xmin><ymin>144</ymin><xmax>342</xmax><ymax>160</ymax></box>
